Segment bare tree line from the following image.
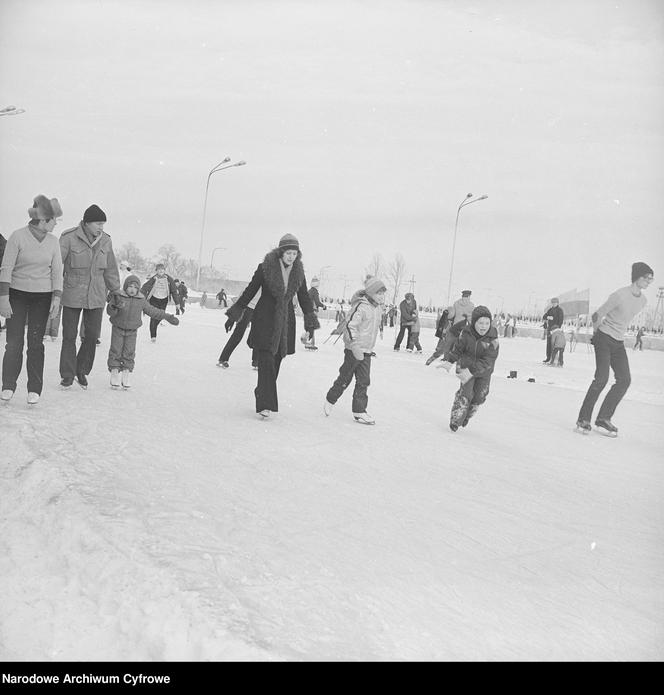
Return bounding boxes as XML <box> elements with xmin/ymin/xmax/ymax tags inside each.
<box><xmin>364</xmin><ymin>252</ymin><xmax>407</xmax><ymax>305</ymax></box>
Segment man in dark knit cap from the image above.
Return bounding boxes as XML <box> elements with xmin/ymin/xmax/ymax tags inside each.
<box><xmin>59</xmin><ymin>204</ymin><xmax>121</xmax><ymax>389</ymax></box>
<box><xmin>576</xmin><ymin>261</ymin><xmax>654</xmax><ymax>436</ymax></box>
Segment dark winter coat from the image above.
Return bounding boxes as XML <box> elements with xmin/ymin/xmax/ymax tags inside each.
<box><xmin>542</xmin><ymin>305</ymin><xmax>564</xmax><ymax>331</ymax></box>
<box><xmin>0</xmin><ymin>233</ymin><xmax>6</xmax><ymax>268</ymax></box>
<box><xmin>399</xmin><ymin>298</ymin><xmax>416</xmax><ymax>326</ymax></box>
<box><xmin>444</xmin><ymin>324</ymin><xmax>500</xmax><ymax>377</ymax></box>
<box><xmin>141</xmin><ymin>274</ymin><xmax>180</xmax><ymax>304</ymax></box>
<box><xmin>226</xmin><ymin>249</ymin><xmax>317</xmax><ymax>357</ymax></box>
<box><xmin>60</xmin><ymin>224</ymin><xmax>121</xmax><ymax>309</ymax></box>
<box><xmin>308</xmin><ymin>286</ymin><xmax>326</xmax><ymax>311</ymax></box>
<box><xmin>107</xmin><ymin>277</ymin><xmax>172</xmax><ymax>330</ymax></box>
<box><xmin>178</xmin><ymin>282</ymin><xmax>188</xmax><ymax>299</ymax></box>
<box><xmin>435</xmin><ymin>309</ymin><xmax>449</xmax><ymax>338</ymax></box>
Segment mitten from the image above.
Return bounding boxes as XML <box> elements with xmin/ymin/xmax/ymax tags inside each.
<box><xmin>351</xmin><ymin>346</ymin><xmax>364</xmax><ymax>361</ymax></box>
<box><xmin>457</xmin><ymin>367</ymin><xmax>473</xmax><ymax>384</ymax></box>
<box><xmin>224</xmin><ymin>318</ymin><xmax>234</xmax><ymax>333</ymax></box>
<box><xmin>166</xmin><ymin>314</ymin><xmax>179</xmax><ymax>325</ymax></box>
<box><xmin>0</xmin><ymin>295</ymin><xmax>12</xmax><ymax>319</ymax></box>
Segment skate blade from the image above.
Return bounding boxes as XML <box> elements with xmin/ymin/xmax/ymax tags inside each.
<box><xmin>353</xmin><ymin>418</ymin><xmax>375</xmax><ymax>425</ymax></box>
<box><xmin>111</xmin><ymin>385</ymin><xmax>120</xmax><ymax>389</ymax></box>
<box><xmin>595</xmin><ymin>427</ymin><xmax>617</xmax><ymax>437</ymax></box>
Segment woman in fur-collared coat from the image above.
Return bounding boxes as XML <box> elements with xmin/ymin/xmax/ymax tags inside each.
<box><xmin>225</xmin><ymin>234</ymin><xmax>318</xmax><ymax>418</ymax></box>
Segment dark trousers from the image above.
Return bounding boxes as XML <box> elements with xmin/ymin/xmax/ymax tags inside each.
<box><xmin>550</xmin><ymin>347</ymin><xmax>564</xmax><ymax>365</ymax></box>
<box><xmin>578</xmin><ymin>330</ymin><xmax>631</xmax><ymax>422</ymax></box>
<box><xmin>255</xmin><ymin>349</ymin><xmax>284</xmax><ymax>412</ymax></box>
<box><xmin>394</xmin><ymin>324</ymin><xmax>411</xmax><ymax>349</ymax></box>
<box><xmin>148</xmin><ymin>297</ymin><xmax>169</xmax><ymax>338</ymax></box>
<box><xmin>407</xmin><ymin>331</ymin><xmax>422</xmax><ymax>351</ymax></box>
<box><xmin>2</xmin><ymin>289</ymin><xmax>51</xmax><ymax>394</ymax></box>
<box><xmin>326</xmin><ymin>349</ymin><xmax>372</xmax><ymax>413</ymax></box>
<box><xmin>634</xmin><ymin>337</ymin><xmax>643</xmax><ymax>351</ymax></box>
<box><xmin>176</xmin><ymin>299</ymin><xmax>186</xmax><ymax>315</ymax></box>
<box><xmin>450</xmin><ymin>374</ymin><xmax>491</xmax><ymax>427</ymax></box>
<box><xmin>545</xmin><ymin>331</ymin><xmax>552</xmax><ymax>361</ymax></box>
<box><xmin>60</xmin><ymin>306</ymin><xmax>103</xmax><ymax>379</ymax></box>
<box><xmin>108</xmin><ymin>326</ymin><xmax>138</xmax><ymax>371</ymax></box>
<box><xmin>219</xmin><ymin>308</ymin><xmax>254</xmax><ymax>363</ymax></box>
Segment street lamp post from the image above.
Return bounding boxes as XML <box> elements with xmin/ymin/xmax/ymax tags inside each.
<box><xmin>210</xmin><ymin>247</ymin><xmax>227</xmax><ymax>270</ymax></box>
<box><xmin>196</xmin><ymin>158</ymin><xmax>246</xmax><ymax>290</ymax></box>
<box><xmin>446</xmin><ymin>193</ymin><xmax>488</xmax><ymax>306</ymax></box>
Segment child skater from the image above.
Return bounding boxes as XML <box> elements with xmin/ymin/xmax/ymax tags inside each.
<box><xmin>106</xmin><ymin>275</ymin><xmax>179</xmax><ymax>389</ymax></box>
<box><xmin>323</xmin><ymin>276</ymin><xmax>387</xmax><ymax>425</ymax></box>
<box><xmin>548</xmin><ymin>326</ymin><xmax>566</xmax><ymax>366</ymax></box>
<box><xmin>436</xmin><ymin>305</ymin><xmax>499</xmax><ymax>431</ymax></box>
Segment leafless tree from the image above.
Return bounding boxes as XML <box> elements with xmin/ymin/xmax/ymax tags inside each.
<box><xmin>387</xmin><ymin>253</ymin><xmax>407</xmax><ymax>305</ymax></box>
<box><xmin>364</xmin><ymin>252</ymin><xmax>385</xmax><ymax>281</ymax></box>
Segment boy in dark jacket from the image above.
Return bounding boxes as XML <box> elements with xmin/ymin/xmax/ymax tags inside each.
<box><xmin>106</xmin><ymin>275</ymin><xmax>179</xmax><ymax>388</ymax></box>
<box><xmin>436</xmin><ymin>305</ymin><xmax>499</xmax><ymax>431</ymax></box>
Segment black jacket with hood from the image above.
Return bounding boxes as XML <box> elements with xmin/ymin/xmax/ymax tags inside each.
<box><xmin>444</xmin><ymin>305</ymin><xmax>500</xmax><ymax>377</ymax></box>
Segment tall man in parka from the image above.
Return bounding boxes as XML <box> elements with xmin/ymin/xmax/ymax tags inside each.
<box><xmin>59</xmin><ymin>204</ymin><xmax>120</xmax><ymax>388</ymax></box>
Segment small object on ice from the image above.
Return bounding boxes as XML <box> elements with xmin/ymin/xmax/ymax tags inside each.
<box><xmin>507</xmin><ymin>370</ymin><xmax>517</xmax><ymax>379</ymax></box>
<box><xmin>527</xmin><ymin>377</ymin><xmax>535</xmax><ymax>383</ymax></box>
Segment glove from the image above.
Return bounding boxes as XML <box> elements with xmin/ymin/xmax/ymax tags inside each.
<box><xmin>322</xmin><ymin>304</ymin><xmax>327</xmax><ymax>311</ymax></box>
<box><xmin>224</xmin><ymin>318</ymin><xmax>234</xmax><ymax>333</ymax></box>
<box><xmin>590</xmin><ymin>332</ymin><xmax>597</xmax><ymax>345</ymax></box>
<box><xmin>0</xmin><ymin>295</ymin><xmax>12</xmax><ymax>319</ymax></box>
<box><xmin>166</xmin><ymin>314</ymin><xmax>179</xmax><ymax>326</ymax></box>
<box><xmin>49</xmin><ymin>295</ymin><xmax>60</xmax><ymax>319</ymax></box>
<box><xmin>457</xmin><ymin>367</ymin><xmax>473</xmax><ymax>384</ymax></box>
<box><xmin>435</xmin><ymin>360</ymin><xmax>453</xmax><ymax>371</ymax></box>
<box><xmin>351</xmin><ymin>347</ymin><xmax>364</xmax><ymax>361</ymax></box>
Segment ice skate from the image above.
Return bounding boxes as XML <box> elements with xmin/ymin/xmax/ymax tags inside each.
<box><xmin>462</xmin><ymin>404</ymin><xmax>479</xmax><ymax>427</ymax></box>
<box><xmin>595</xmin><ymin>418</ymin><xmax>618</xmax><ymax>437</ymax></box>
<box><xmin>217</xmin><ymin>361</ymin><xmax>229</xmax><ymax>368</ymax></box>
<box><xmin>449</xmin><ymin>423</ymin><xmax>459</xmax><ymax>432</ymax></box>
<box><xmin>76</xmin><ymin>373</ymin><xmax>88</xmax><ymax>389</ymax></box>
<box><xmin>151</xmin><ymin>337</ymin><xmax>156</xmax><ymax>343</ymax></box>
<box><xmin>323</xmin><ymin>400</ymin><xmax>334</xmax><ymax>416</ymax></box>
<box><xmin>575</xmin><ymin>419</ymin><xmax>592</xmax><ymax>435</ymax></box>
<box><xmin>304</xmin><ymin>344</ymin><xmax>318</xmax><ymax>350</ymax></box>
<box><xmin>121</xmin><ymin>371</ymin><xmax>131</xmax><ymax>389</ymax></box>
<box><xmin>449</xmin><ymin>390</ymin><xmax>469</xmax><ymax>431</ymax></box>
<box><xmin>353</xmin><ymin>411</ymin><xmax>375</xmax><ymax>425</ymax></box>
<box><xmin>27</xmin><ymin>392</ymin><xmax>40</xmax><ymax>405</ymax></box>
<box><xmin>258</xmin><ymin>409</ymin><xmax>270</xmax><ymax>419</ymax></box>
<box><xmin>1</xmin><ymin>389</ymin><xmax>14</xmax><ymax>403</ymax></box>
<box><xmin>110</xmin><ymin>369</ymin><xmax>121</xmax><ymax>388</ymax></box>
<box><xmin>60</xmin><ymin>377</ymin><xmax>73</xmax><ymax>388</ymax></box>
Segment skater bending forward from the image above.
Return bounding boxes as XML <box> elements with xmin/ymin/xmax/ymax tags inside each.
<box><xmin>436</xmin><ymin>305</ymin><xmax>499</xmax><ymax>432</ymax></box>
<box><xmin>324</xmin><ymin>277</ymin><xmax>387</xmax><ymax>425</ymax></box>
<box><xmin>576</xmin><ymin>261</ymin><xmax>653</xmax><ymax>436</ymax></box>
<box><xmin>106</xmin><ymin>275</ymin><xmax>179</xmax><ymax>389</ymax></box>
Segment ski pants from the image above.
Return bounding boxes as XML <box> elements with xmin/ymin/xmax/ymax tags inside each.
<box><xmin>219</xmin><ymin>307</ymin><xmax>254</xmax><ymax>363</ymax></box>
<box><xmin>394</xmin><ymin>324</ymin><xmax>412</xmax><ymax>349</ymax></box>
<box><xmin>450</xmin><ymin>373</ymin><xmax>491</xmax><ymax>427</ymax></box>
<box><xmin>108</xmin><ymin>326</ymin><xmax>138</xmax><ymax>372</ymax></box>
<box><xmin>254</xmin><ymin>349</ymin><xmax>284</xmax><ymax>412</ymax></box>
<box><xmin>326</xmin><ymin>349</ymin><xmax>372</xmax><ymax>413</ymax></box>
<box><xmin>578</xmin><ymin>330</ymin><xmax>630</xmax><ymax>422</ymax></box>
<box><xmin>60</xmin><ymin>306</ymin><xmax>103</xmax><ymax>379</ymax></box>
<box><xmin>148</xmin><ymin>297</ymin><xmax>168</xmax><ymax>338</ymax></box>
<box><xmin>1</xmin><ymin>289</ymin><xmax>51</xmax><ymax>395</ymax></box>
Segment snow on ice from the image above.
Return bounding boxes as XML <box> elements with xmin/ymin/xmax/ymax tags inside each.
<box><xmin>1</xmin><ymin>306</ymin><xmax>662</xmax><ymax>661</ymax></box>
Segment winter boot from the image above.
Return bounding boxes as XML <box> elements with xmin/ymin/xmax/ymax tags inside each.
<box><xmin>121</xmin><ymin>371</ymin><xmax>132</xmax><ymax>389</ymax></box>
<box><xmin>353</xmin><ymin>411</ymin><xmax>375</xmax><ymax>425</ymax></box>
<box><xmin>462</xmin><ymin>404</ymin><xmax>479</xmax><ymax>427</ymax></box>
<box><xmin>449</xmin><ymin>389</ymin><xmax>470</xmax><ymax>431</ymax></box>
<box><xmin>575</xmin><ymin>419</ymin><xmax>592</xmax><ymax>434</ymax></box>
<box><xmin>1</xmin><ymin>389</ymin><xmax>14</xmax><ymax>402</ymax></box>
<box><xmin>595</xmin><ymin>418</ymin><xmax>618</xmax><ymax>437</ymax></box>
<box><xmin>110</xmin><ymin>369</ymin><xmax>121</xmax><ymax>388</ymax></box>
<box><xmin>76</xmin><ymin>373</ymin><xmax>88</xmax><ymax>389</ymax></box>
<box><xmin>324</xmin><ymin>400</ymin><xmax>334</xmax><ymax>416</ymax></box>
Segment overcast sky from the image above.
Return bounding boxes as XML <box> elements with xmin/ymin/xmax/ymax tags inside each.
<box><xmin>1</xmin><ymin>0</ymin><xmax>662</xmax><ymax>312</ymax></box>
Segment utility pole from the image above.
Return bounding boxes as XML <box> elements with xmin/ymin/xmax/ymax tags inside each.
<box><xmin>408</xmin><ymin>274</ymin><xmax>416</xmax><ymax>294</ymax></box>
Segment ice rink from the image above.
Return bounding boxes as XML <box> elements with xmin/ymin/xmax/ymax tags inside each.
<box><xmin>1</xmin><ymin>305</ymin><xmax>662</xmax><ymax>660</ymax></box>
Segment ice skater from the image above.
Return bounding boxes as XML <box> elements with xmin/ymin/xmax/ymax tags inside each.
<box><xmin>106</xmin><ymin>275</ymin><xmax>179</xmax><ymax>389</ymax></box>
<box><xmin>323</xmin><ymin>277</ymin><xmax>387</xmax><ymax>425</ymax></box>
<box><xmin>546</xmin><ymin>326</ymin><xmax>566</xmax><ymax>366</ymax></box>
<box><xmin>304</xmin><ymin>277</ymin><xmax>326</xmax><ymax>349</ymax></box>
<box><xmin>576</xmin><ymin>262</ymin><xmax>654</xmax><ymax>436</ymax></box>
<box><xmin>141</xmin><ymin>263</ymin><xmax>180</xmax><ymax>342</ymax></box>
<box><xmin>224</xmin><ymin>234</ymin><xmax>318</xmax><ymax>419</ymax></box>
<box><xmin>435</xmin><ymin>305</ymin><xmax>499</xmax><ymax>432</ymax></box>
<box><xmin>218</xmin><ymin>290</ymin><xmax>260</xmax><ymax>369</ymax></box>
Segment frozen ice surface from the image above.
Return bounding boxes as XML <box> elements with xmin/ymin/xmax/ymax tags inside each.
<box><xmin>1</xmin><ymin>306</ymin><xmax>662</xmax><ymax>660</ymax></box>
